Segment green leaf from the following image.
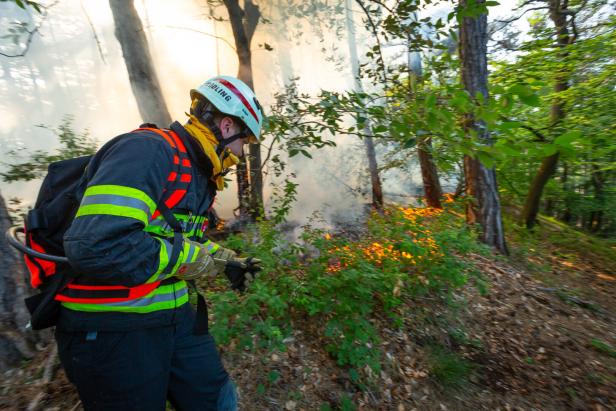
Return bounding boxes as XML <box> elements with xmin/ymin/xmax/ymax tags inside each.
<box><xmin>477</xmin><ymin>151</ymin><xmax>494</xmax><ymax>168</ymax></box>
<box><xmin>518</xmin><ymin>93</ymin><xmax>540</xmax><ymax>107</ymax></box>
<box><xmin>554</xmin><ymin>130</ymin><xmax>582</xmax><ymax>147</ymax></box>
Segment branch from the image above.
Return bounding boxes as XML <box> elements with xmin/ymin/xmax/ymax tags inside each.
<box><xmin>243</xmin><ymin>0</ymin><xmax>260</xmax><ymax>45</ymax></box>
<box><xmin>365</xmin><ymin>0</ymin><xmax>394</xmax><ymax>13</ymax></box>
<box><xmin>0</xmin><ymin>0</ymin><xmax>58</xmax><ymax>58</ymax></box>
<box><xmin>80</xmin><ymin>0</ymin><xmax>106</xmax><ymax>64</ymax></box>
<box><xmin>354</xmin><ymin>0</ymin><xmax>389</xmax><ymax>84</ymax></box>
<box><xmin>493</xmin><ymin>6</ymin><xmax>549</xmax><ymax>25</ymax></box>
<box><xmin>499</xmin><ymin>115</ymin><xmax>550</xmax><ymax>142</ymax></box>
<box><xmin>153</xmin><ymin>25</ymin><xmax>236</xmax><ymax>51</ymax></box>
<box><xmin>259</xmin><ymin>137</ymin><xmax>277</xmax><ymax>173</ymax></box>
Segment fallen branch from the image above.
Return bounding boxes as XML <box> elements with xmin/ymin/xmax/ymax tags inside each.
<box><xmin>535</xmin><ymin>287</ymin><xmax>598</xmax><ymax>311</ymax></box>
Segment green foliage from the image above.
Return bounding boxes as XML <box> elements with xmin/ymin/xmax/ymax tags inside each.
<box><xmin>0</xmin><ymin>0</ymin><xmax>42</xmax><ymax>13</ymax></box>
<box><xmin>590</xmin><ymin>339</ymin><xmax>616</xmax><ymax>358</ymax></box>
<box><xmin>427</xmin><ymin>345</ymin><xmax>476</xmax><ymax>389</ymax></box>
<box><xmin>209</xmin><ymin>202</ymin><xmax>481</xmax><ymax>378</ymax></box>
<box><xmin>1</xmin><ymin>116</ymin><xmax>98</xmax><ymax>183</ymax></box>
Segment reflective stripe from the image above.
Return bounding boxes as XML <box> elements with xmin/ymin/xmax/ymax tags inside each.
<box><xmin>203</xmin><ymin>240</ymin><xmax>219</xmax><ymax>254</ymax></box>
<box><xmin>81</xmin><ymin>194</ymin><xmax>153</xmax><ymax>219</ymax></box>
<box><xmin>105</xmin><ymin>285</ymin><xmax>188</xmax><ymax>307</ymax></box>
<box><xmin>186</xmin><ymin>241</ymin><xmax>198</xmax><ymax>263</ymax></box>
<box><xmin>83</xmin><ymin>185</ymin><xmax>156</xmax><ymax>213</ymax></box>
<box><xmin>61</xmin><ymin>282</ymin><xmax>189</xmax><ymax>313</ymax></box>
<box><xmin>147</xmin><ymin>237</ymin><xmax>172</xmax><ymax>282</ymax></box>
<box><xmin>76</xmin><ymin>204</ymin><xmax>149</xmax><ymax>225</ymax></box>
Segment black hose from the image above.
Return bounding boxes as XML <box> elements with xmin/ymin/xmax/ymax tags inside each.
<box><xmin>5</xmin><ymin>226</ymin><xmax>69</xmax><ymax>263</ymax></box>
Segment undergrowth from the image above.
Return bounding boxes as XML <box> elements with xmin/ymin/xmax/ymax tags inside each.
<box><xmin>205</xmin><ymin>200</ymin><xmax>487</xmax><ymax>385</ymax></box>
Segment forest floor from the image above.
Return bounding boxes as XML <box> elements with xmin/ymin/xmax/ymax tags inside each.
<box><xmin>1</xmin><ymin>213</ymin><xmax>615</xmax><ymax>411</ymax></box>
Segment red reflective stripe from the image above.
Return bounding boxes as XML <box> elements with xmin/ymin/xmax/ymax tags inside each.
<box><xmin>56</xmin><ymin>281</ymin><xmax>161</xmax><ymax>304</ymax></box>
<box><xmin>166</xmin><ymin>130</ymin><xmax>187</xmax><ymax>153</ymax></box>
<box><xmin>135</xmin><ymin>128</ymin><xmax>176</xmax><ymax>148</ymax></box>
<box><xmin>173</xmin><ymin>156</ymin><xmax>180</xmax><ymax>164</ymax></box>
<box><xmin>67</xmin><ymin>283</ymin><xmax>132</xmax><ymax>290</ymax></box>
<box><xmin>180</xmin><ymin>173</ymin><xmax>192</xmax><ymax>183</ymax></box>
<box><xmin>168</xmin><ymin>172</ymin><xmax>177</xmax><ymax>181</ymax></box>
<box><xmin>182</xmin><ymin>159</ymin><xmax>191</xmax><ymax>167</ymax></box>
<box><xmin>24</xmin><ymin>255</ymin><xmax>42</xmax><ymax>288</ymax></box>
<box><xmin>217</xmin><ymin>78</ymin><xmax>259</xmax><ymax>123</ymax></box>
<box><xmin>165</xmin><ymin>189</ymin><xmax>186</xmax><ymax>209</ymax></box>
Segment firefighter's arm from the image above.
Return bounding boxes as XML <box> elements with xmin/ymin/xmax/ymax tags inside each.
<box><xmin>63</xmin><ymin>134</ymin><xmax>201</xmax><ymax>287</ymax></box>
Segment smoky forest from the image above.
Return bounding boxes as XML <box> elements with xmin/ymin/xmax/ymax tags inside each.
<box><xmin>0</xmin><ymin>0</ymin><xmax>615</xmax><ymax>410</ymax></box>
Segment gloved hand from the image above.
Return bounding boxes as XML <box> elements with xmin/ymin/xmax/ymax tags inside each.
<box><xmin>224</xmin><ymin>257</ymin><xmax>262</xmax><ymax>292</ymax></box>
<box><xmin>175</xmin><ymin>240</ymin><xmax>217</xmax><ymax>280</ymax></box>
<box><xmin>211</xmin><ymin>246</ymin><xmax>237</xmax><ymax>274</ymax></box>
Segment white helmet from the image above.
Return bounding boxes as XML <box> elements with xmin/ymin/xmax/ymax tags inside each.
<box><xmin>190</xmin><ymin>76</ymin><xmax>263</xmax><ymax>142</ymax></box>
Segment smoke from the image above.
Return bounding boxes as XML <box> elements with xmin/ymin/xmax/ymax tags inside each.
<box><xmin>0</xmin><ymin>0</ymin><xmax>429</xmax><ymax>229</ymax></box>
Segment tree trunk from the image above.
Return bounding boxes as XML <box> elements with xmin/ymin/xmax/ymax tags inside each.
<box><xmin>345</xmin><ymin>0</ymin><xmax>383</xmax><ymax>210</ymax></box>
<box><xmin>0</xmin><ymin>192</ymin><xmax>37</xmax><ymax>371</ymax></box>
<box><xmin>405</xmin><ymin>28</ymin><xmax>443</xmax><ymax>209</ymax></box>
<box><xmin>459</xmin><ymin>0</ymin><xmax>508</xmax><ymax>253</ymax></box>
<box><xmin>521</xmin><ymin>0</ymin><xmax>571</xmax><ymax>228</ymax></box>
<box><xmin>224</xmin><ymin>0</ymin><xmax>264</xmax><ymax>222</ymax></box>
<box><xmin>417</xmin><ymin>137</ymin><xmax>443</xmax><ymax>208</ymax></box>
<box><xmin>109</xmin><ymin>0</ymin><xmax>172</xmax><ymax>127</ymax></box>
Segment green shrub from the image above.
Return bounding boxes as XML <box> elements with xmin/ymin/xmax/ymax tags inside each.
<box><xmin>208</xmin><ymin>204</ymin><xmax>479</xmax><ymax>376</ymax></box>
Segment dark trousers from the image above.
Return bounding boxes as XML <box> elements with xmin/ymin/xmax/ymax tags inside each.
<box><xmin>55</xmin><ymin>306</ymin><xmax>237</xmax><ymax>411</ymax></box>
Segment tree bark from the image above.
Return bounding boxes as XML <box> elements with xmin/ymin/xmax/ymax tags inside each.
<box><xmin>109</xmin><ymin>0</ymin><xmax>172</xmax><ymax>127</ymax></box>
<box><xmin>224</xmin><ymin>0</ymin><xmax>264</xmax><ymax>221</ymax></box>
<box><xmin>345</xmin><ymin>0</ymin><xmax>383</xmax><ymax>210</ymax></box>
<box><xmin>459</xmin><ymin>0</ymin><xmax>508</xmax><ymax>253</ymax></box>
<box><xmin>405</xmin><ymin>27</ymin><xmax>443</xmax><ymax>209</ymax></box>
<box><xmin>0</xmin><ymin>192</ymin><xmax>37</xmax><ymax>371</ymax></box>
<box><xmin>521</xmin><ymin>0</ymin><xmax>571</xmax><ymax>228</ymax></box>
<box><xmin>417</xmin><ymin>137</ymin><xmax>443</xmax><ymax>208</ymax></box>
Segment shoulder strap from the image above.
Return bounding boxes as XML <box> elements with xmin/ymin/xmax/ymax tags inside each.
<box><xmin>134</xmin><ymin>127</ymin><xmax>191</xmax><ymax>272</ymax></box>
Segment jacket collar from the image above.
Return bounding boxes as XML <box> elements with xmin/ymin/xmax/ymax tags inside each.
<box><xmin>169</xmin><ymin>121</ymin><xmax>214</xmax><ymax>178</ymax></box>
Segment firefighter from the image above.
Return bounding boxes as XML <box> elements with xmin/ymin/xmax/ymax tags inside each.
<box><xmin>54</xmin><ymin>76</ymin><xmax>263</xmax><ymax>410</ymax></box>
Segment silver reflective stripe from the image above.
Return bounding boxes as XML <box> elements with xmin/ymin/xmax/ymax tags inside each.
<box><xmin>81</xmin><ymin>194</ymin><xmax>153</xmax><ymax>219</ymax></box>
<box><xmin>204</xmin><ymin>241</ymin><xmax>217</xmax><ymax>253</ymax></box>
<box><xmin>185</xmin><ymin>242</ymin><xmax>197</xmax><ymax>263</ymax></box>
<box><xmin>104</xmin><ymin>286</ymin><xmax>188</xmax><ymax>307</ymax></box>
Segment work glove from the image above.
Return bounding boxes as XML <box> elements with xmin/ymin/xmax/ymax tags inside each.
<box><xmin>175</xmin><ymin>240</ymin><xmax>217</xmax><ymax>280</ymax></box>
<box><xmin>224</xmin><ymin>257</ymin><xmax>262</xmax><ymax>292</ymax></box>
<box><xmin>211</xmin><ymin>246</ymin><xmax>237</xmax><ymax>275</ymax></box>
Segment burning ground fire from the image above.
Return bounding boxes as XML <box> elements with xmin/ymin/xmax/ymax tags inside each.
<box><xmin>325</xmin><ymin>205</ymin><xmax>447</xmax><ymax>273</ymax></box>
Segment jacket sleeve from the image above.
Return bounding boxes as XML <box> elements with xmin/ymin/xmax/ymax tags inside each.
<box><xmin>63</xmin><ymin>133</ymin><xmax>201</xmax><ymax>287</ymax></box>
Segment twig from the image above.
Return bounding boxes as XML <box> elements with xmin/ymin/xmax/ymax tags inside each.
<box><xmin>69</xmin><ymin>401</ymin><xmax>82</xmax><ymax>411</ymax></box>
<box><xmin>0</xmin><ymin>0</ymin><xmax>59</xmax><ymax>58</ymax></box>
<box><xmin>80</xmin><ymin>0</ymin><xmax>106</xmax><ymax>64</ymax></box>
<box><xmin>151</xmin><ymin>25</ymin><xmax>236</xmax><ymax>51</ymax></box>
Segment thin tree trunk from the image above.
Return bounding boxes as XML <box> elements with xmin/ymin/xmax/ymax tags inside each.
<box><xmin>406</xmin><ymin>27</ymin><xmax>443</xmax><ymax>209</ymax></box>
<box><xmin>109</xmin><ymin>0</ymin><xmax>171</xmax><ymax>127</ymax></box>
<box><xmin>345</xmin><ymin>0</ymin><xmax>383</xmax><ymax>209</ymax></box>
<box><xmin>224</xmin><ymin>0</ymin><xmax>264</xmax><ymax>221</ymax></box>
<box><xmin>417</xmin><ymin>137</ymin><xmax>443</xmax><ymax>208</ymax></box>
<box><xmin>459</xmin><ymin>0</ymin><xmax>508</xmax><ymax>253</ymax></box>
<box><xmin>521</xmin><ymin>0</ymin><xmax>571</xmax><ymax>228</ymax></box>
<box><xmin>0</xmin><ymin>192</ymin><xmax>37</xmax><ymax>370</ymax></box>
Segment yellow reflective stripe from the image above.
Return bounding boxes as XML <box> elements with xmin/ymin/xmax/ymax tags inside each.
<box><xmin>204</xmin><ymin>240</ymin><xmax>219</xmax><ymax>255</ymax></box>
<box><xmin>144</xmin><ymin>237</ymin><xmax>172</xmax><ymax>283</ymax></box>
<box><xmin>60</xmin><ymin>282</ymin><xmax>189</xmax><ymax>313</ymax></box>
<box><xmin>84</xmin><ymin>185</ymin><xmax>156</xmax><ymax>213</ymax></box>
<box><xmin>75</xmin><ymin>204</ymin><xmax>149</xmax><ymax>225</ymax></box>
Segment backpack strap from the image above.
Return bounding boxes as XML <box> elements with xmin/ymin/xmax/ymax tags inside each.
<box><xmin>135</xmin><ymin>127</ymin><xmax>190</xmax><ymax>272</ymax></box>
